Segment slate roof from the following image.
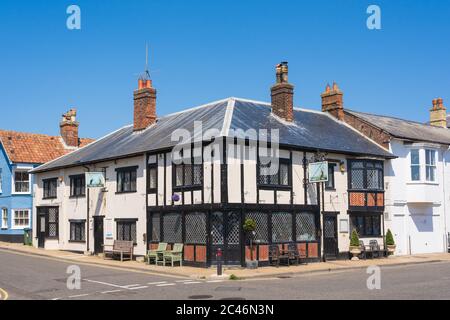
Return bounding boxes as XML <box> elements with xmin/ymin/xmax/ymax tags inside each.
<box><xmin>0</xmin><ymin>130</ymin><xmax>94</xmax><ymax>164</ymax></box>
<box><xmin>347</xmin><ymin>110</ymin><xmax>450</xmax><ymax>145</ymax></box>
<box><xmin>32</xmin><ymin>98</ymin><xmax>394</xmax><ymax>173</ymax></box>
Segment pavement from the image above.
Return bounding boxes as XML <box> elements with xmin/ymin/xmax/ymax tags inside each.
<box><xmin>1</xmin><ymin>241</ymin><xmax>449</xmax><ymax>280</ymax></box>
<box><xmin>1</xmin><ymin>248</ymin><xmax>450</xmax><ymax>300</ymax></box>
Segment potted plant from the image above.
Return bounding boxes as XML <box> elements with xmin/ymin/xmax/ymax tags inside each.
<box><xmin>349</xmin><ymin>229</ymin><xmax>361</xmax><ymax>261</ymax></box>
<box><xmin>385</xmin><ymin>229</ymin><xmax>396</xmax><ymax>256</ymax></box>
<box><xmin>243</xmin><ymin>218</ymin><xmax>258</xmax><ymax>269</ymax></box>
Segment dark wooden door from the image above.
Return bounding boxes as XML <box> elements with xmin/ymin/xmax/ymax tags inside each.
<box><xmin>94</xmin><ymin>216</ymin><xmax>104</xmax><ymax>255</ymax></box>
<box><xmin>37</xmin><ymin>213</ymin><xmax>46</xmax><ymax>248</ymax></box>
<box><xmin>323</xmin><ymin>214</ymin><xmax>338</xmax><ymax>260</ymax></box>
<box><xmin>210</xmin><ymin>211</ymin><xmax>242</xmax><ymax>265</ymax></box>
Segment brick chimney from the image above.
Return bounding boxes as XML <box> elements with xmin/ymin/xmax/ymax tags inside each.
<box><xmin>60</xmin><ymin>108</ymin><xmax>79</xmax><ymax>147</ymax></box>
<box><xmin>430</xmin><ymin>98</ymin><xmax>447</xmax><ymax>128</ymax></box>
<box><xmin>134</xmin><ymin>79</ymin><xmax>157</xmax><ymax>131</ymax></box>
<box><xmin>321</xmin><ymin>82</ymin><xmax>344</xmax><ymax>121</ymax></box>
<box><xmin>271</xmin><ymin>62</ymin><xmax>294</xmax><ymax>122</ymax></box>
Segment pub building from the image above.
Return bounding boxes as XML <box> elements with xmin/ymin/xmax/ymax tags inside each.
<box><xmin>31</xmin><ymin>62</ymin><xmax>394</xmax><ymax>267</ymax></box>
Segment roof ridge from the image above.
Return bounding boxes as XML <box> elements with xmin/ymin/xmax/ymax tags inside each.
<box><xmin>160</xmin><ymin>97</ymin><xmax>233</xmax><ymax>119</ymax></box>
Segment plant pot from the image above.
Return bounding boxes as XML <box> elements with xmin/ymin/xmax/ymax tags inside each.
<box><xmin>245</xmin><ymin>260</ymin><xmax>259</xmax><ymax>269</ymax></box>
<box><xmin>387</xmin><ymin>245</ymin><xmax>396</xmax><ymax>256</ymax></box>
<box><xmin>349</xmin><ymin>246</ymin><xmax>361</xmax><ymax>261</ymax></box>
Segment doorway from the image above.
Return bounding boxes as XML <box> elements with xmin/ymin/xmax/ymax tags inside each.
<box><xmin>93</xmin><ymin>216</ymin><xmax>104</xmax><ymax>255</ymax></box>
<box><xmin>37</xmin><ymin>213</ymin><xmax>46</xmax><ymax>248</ymax></box>
<box><xmin>210</xmin><ymin>211</ymin><xmax>242</xmax><ymax>265</ymax></box>
<box><xmin>323</xmin><ymin>213</ymin><xmax>338</xmax><ymax>260</ymax></box>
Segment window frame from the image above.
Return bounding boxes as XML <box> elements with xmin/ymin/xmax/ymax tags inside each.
<box><xmin>325</xmin><ymin>163</ymin><xmax>336</xmax><ymax>190</ymax></box>
<box><xmin>70</xmin><ymin>174</ymin><xmax>86</xmax><ymax>198</ymax></box>
<box><xmin>147</xmin><ymin>163</ymin><xmax>158</xmax><ymax>193</ymax></box>
<box><xmin>172</xmin><ymin>161</ymin><xmax>203</xmax><ymax>192</ymax></box>
<box><xmin>43</xmin><ymin>178</ymin><xmax>58</xmax><ymax>199</ymax></box>
<box><xmin>425</xmin><ymin>149</ymin><xmax>437</xmax><ymax>182</ymax></box>
<box><xmin>348</xmin><ymin>159</ymin><xmax>384</xmax><ymax>191</ymax></box>
<box><xmin>1</xmin><ymin>208</ymin><xmax>8</xmax><ymax>229</ymax></box>
<box><xmin>12</xmin><ymin>168</ymin><xmax>31</xmax><ymax>194</ymax></box>
<box><xmin>410</xmin><ymin>149</ymin><xmax>421</xmax><ymax>182</ymax></box>
<box><xmin>116</xmin><ymin>219</ymin><xmax>137</xmax><ymax>244</ymax></box>
<box><xmin>258</xmin><ymin>158</ymin><xmax>292</xmax><ymax>190</ymax></box>
<box><xmin>116</xmin><ymin>166</ymin><xmax>138</xmax><ymax>194</ymax></box>
<box><xmin>350</xmin><ymin>213</ymin><xmax>382</xmax><ymax>238</ymax></box>
<box><xmin>69</xmin><ymin>220</ymin><xmax>86</xmax><ymax>243</ymax></box>
<box><xmin>11</xmin><ymin>209</ymin><xmax>30</xmax><ymax>229</ymax></box>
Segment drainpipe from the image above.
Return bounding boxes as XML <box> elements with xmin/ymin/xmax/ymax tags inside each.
<box><xmin>442</xmin><ymin>147</ymin><xmax>449</xmax><ymax>252</ymax></box>
<box><xmin>83</xmin><ymin>165</ymin><xmax>90</xmax><ymax>254</ymax></box>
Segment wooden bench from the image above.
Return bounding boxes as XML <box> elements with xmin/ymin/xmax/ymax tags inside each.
<box><xmin>103</xmin><ymin>240</ymin><xmax>134</xmax><ymax>262</ymax></box>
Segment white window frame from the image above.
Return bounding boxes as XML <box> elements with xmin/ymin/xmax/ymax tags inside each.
<box><xmin>11</xmin><ymin>209</ymin><xmax>30</xmax><ymax>229</ymax></box>
<box><xmin>1</xmin><ymin>208</ymin><xmax>7</xmax><ymax>229</ymax></box>
<box><xmin>12</xmin><ymin>166</ymin><xmax>32</xmax><ymax>195</ymax></box>
<box><xmin>410</xmin><ymin>149</ymin><xmax>421</xmax><ymax>182</ymax></box>
<box><xmin>425</xmin><ymin>149</ymin><xmax>437</xmax><ymax>182</ymax></box>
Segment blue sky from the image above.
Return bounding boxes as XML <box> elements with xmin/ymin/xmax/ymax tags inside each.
<box><xmin>0</xmin><ymin>0</ymin><xmax>449</xmax><ymax>138</ymax></box>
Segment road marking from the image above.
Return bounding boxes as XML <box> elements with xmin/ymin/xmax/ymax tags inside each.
<box><xmin>183</xmin><ymin>281</ymin><xmax>202</xmax><ymax>285</ymax></box>
<box><xmin>156</xmin><ymin>283</ymin><xmax>176</xmax><ymax>287</ymax></box>
<box><xmin>121</xmin><ymin>284</ymin><xmax>141</xmax><ymax>289</ymax></box>
<box><xmin>68</xmin><ymin>293</ymin><xmax>90</xmax><ymax>298</ymax></box>
<box><xmin>129</xmin><ymin>286</ymin><xmax>149</xmax><ymax>290</ymax></box>
<box><xmin>83</xmin><ymin>279</ymin><xmax>126</xmax><ymax>289</ymax></box>
<box><xmin>206</xmin><ymin>280</ymin><xmax>224</xmax><ymax>283</ymax></box>
<box><xmin>148</xmin><ymin>281</ymin><xmax>167</xmax><ymax>285</ymax></box>
<box><xmin>0</xmin><ymin>288</ymin><xmax>8</xmax><ymax>300</ymax></box>
<box><xmin>176</xmin><ymin>280</ymin><xmax>194</xmax><ymax>283</ymax></box>
<box><xmin>101</xmin><ymin>290</ymin><xmax>123</xmax><ymax>294</ymax></box>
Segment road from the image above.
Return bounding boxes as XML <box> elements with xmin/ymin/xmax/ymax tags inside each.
<box><xmin>0</xmin><ymin>249</ymin><xmax>449</xmax><ymax>300</ymax></box>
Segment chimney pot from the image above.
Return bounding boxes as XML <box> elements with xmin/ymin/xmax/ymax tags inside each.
<box><xmin>60</xmin><ymin>108</ymin><xmax>79</xmax><ymax>147</ymax></box>
<box><xmin>134</xmin><ymin>79</ymin><xmax>157</xmax><ymax>131</ymax></box>
<box><xmin>321</xmin><ymin>82</ymin><xmax>344</xmax><ymax>121</ymax></box>
<box><xmin>430</xmin><ymin>98</ymin><xmax>447</xmax><ymax>128</ymax></box>
<box><xmin>271</xmin><ymin>62</ymin><xmax>294</xmax><ymax>122</ymax></box>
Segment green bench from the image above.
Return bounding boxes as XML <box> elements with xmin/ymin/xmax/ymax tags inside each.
<box><xmin>147</xmin><ymin>242</ymin><xmax>168</xmax><ymax>265</ymax></box>
<box><xmin>157</xmin><ymin>243</ymin><xmax>184</xmax><ymax>267</ymax></box>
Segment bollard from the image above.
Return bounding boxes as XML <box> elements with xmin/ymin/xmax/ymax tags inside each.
<box><xmin>216</xmin><ymin>248</ymin><xmax>223</xmax><ymax>276</ymax></box>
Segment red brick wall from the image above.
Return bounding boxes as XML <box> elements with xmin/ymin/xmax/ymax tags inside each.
<box><xmin>60</xmin><ymin>122</ymin><xmax>79</xmax><ymax>147</ymax></box>
<box><xmin>133</xmin><ymin>87</ymin><xmax>157</xmax><ymax>131</ymax></box>
<box><xmin>343</xmin><ymin>112</ymin><xmax>391</xmax><ymax>149</ymax></box>
<box><xmin>271</xmin><ymin>83</ymin><xmax>294</xmax><ymax>122</ymax></box>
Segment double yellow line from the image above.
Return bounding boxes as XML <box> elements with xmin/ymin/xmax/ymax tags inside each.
<box><xmin>0</xmin><ymin>288</ymin><xmax>8</xmax><ymax>300</ymax></box>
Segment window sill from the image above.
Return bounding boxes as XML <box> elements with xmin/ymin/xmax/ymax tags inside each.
<box><xmin>115</xmin><ymin>191</ymin><xmax>137</xmax><ymax>195</ymax></box>
<box><xmin>173</xmin><ymin>186</ymin><xmax>203</xmax><ymax>192</ymax></box>
<box><xmin>258</xmin><ymin>185</ymin><xmax>292</xmax><ymax>191</ymax></box>
<box><xmin>407</xmin><ymin>181</ymin><xmax>439</xmax><ymax>186</ymax></box>
<box><xmin>12</xmin><ymin>192</ymin><xmax>31</xmax><ymax>196</ymax></box>
<box><xmin>69</xmin><ymin>240</ymin><xmax>86</xmax><ymax>244</ymax></box>
<box><xmin>42</xmin><ymin>197</ymin><xmax>57</xmax><ymax>200</ymax></box>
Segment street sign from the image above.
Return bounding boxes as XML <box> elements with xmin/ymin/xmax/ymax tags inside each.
<box><xmin>86</xmin><ymin>172</ymin><xmax>106</xmax><ymax>188</ymax></box>
<box><xmin>308</xmin><ymin>161</ymin><xmax>329</xmax><ymax>183</ymax></box>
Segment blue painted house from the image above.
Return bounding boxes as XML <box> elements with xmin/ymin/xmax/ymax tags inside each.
<box><xmin>0</xmin><ymin>109</ymin><xmax>93</xmax><ymax>242</ymax></box>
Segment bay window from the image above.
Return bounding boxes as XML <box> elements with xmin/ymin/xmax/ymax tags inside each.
<box><xmin>425</xmin><ymin>149</ymin><xmax>437</xmax><ymax>182</ymax></box>
<box><xmin>410</xmin><ymin>149</ymin><xmax>420</xmax><ymax>181</ymax></box>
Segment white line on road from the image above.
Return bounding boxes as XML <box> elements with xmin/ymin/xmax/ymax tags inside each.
<box><xmin>121</xmin><ymin>284</ymin><xmax>141</xmax><ymax>289</ymax></box>
<box><xmin>101</xmin><ymin>290</ymin><xmax>123</xmax><ymax>294</ymax></box>
<box><xmin>183</xmin><ymin>282</ymin><xmax>202</xmax><ymax>285</ymax></box>
<box><xmin>206</xmin><ymin>280</ymin><xmax>224</xmax><ymax>283</ymax></box>
<box><xmin>83</xmin><ymin>279</ymin><xmax>126</xmax><ymax>289</ymax></box>
<box><xmin>68</xmin><ymin>293</ymin><xmax>90</xmax><ymax>298</ymax></box>
<box><xmin>129</xmin><ymin>286</ymin><xmax>149</xmax><ymax>290</ymax></box>
<box><xmin>176</xmin><ymin>280</ymin><xmax>194</xmax><ymax>283</ymax></box>
<box><xmin>147</xmin><ymin>281</ymin><xmax>168</xmax><ymax>285</ymax></box>
<box><xmin>156</xmin><ymin>283</ymin><xmax>176</xmax><ymax>287</ymax></box>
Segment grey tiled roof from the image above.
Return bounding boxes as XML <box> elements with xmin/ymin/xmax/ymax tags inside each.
<box><xmin>347</xmin><ymin>110</ymin><xmax>450</xmax><ymax>145</ymax></box>
<box><xmin>32</xmin><ymin>98</ymin><xmax>393</xmax><ymax>173</ymax></box>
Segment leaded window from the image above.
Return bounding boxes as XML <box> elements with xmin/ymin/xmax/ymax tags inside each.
<box><xmin>185</xmin><ymin>212</ymin><xmax>207</xmax><ymax>244</ymax></box>
<box><xmin>48</xmin><ymin>208</ymin><xmax>58</xmax><ymax>238</ymax></box>
<box><xmin>349</xmin><ymin>160</ymin><xmax>383</xmax><ymax>191</ymax></box>
<box><xmin>117</xmin><ymin>220</ymin><xmax>137</xmax><ymax>243</ymax></box>
<box><xmin>163</xmin><ymin>213</ymin><xmax>182</xmax><ymax>243</ymax></box>
<box><xmin>246</xmin><ymin>212</ymin><xmax>269</xmax><ymax>244</ymax></box>
<box><xmin>70</xmin><ymin>175</ymin><xmax>85</xmax><ymax>197</ymax></box>
<box><xmin>272</xmin><ymin>212</ymin><xmax>293</xmax><ymax>243</ymax></box>
<box><xmin>70</xmin><ymin>221</ymin><xmax>86</xmax><ymax>242</ymax></box>
<box><xmin>258</xmin><ymin>159</ymin><xmax>291</xmax><ymax>188</ymax></box>
<box><xmin>350</xmin><ymin>214</ymin><xmax>381</xmax><ymax>237</ymax></box>
<box><xmin>151</xmin><ymin>213</ymin><xmax>160</xmax><ymax>242</ymax></box>
<box><xmin>117</xmin><ymin>167</ymin><xmax>137</xmax><ymax>193</ymax></box>
<box><xmin>43</xmin><ymin>178</ymin><xmax>58</xmax><ymax>199</ymax></box>
<box><xmin>296</xmin><ymin>213</ymin><xmax>316</xmax><ymax>241</ymax></box>
<box><xmin>173</xmin><ymin>164</ymin><xmax>202</xmax><ymax>189</ymax></box>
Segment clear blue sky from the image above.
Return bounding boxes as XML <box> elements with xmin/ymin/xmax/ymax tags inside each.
<box><xmin>0</xmin><ymin>0</ymin><xmax>449</xmax><ymax>138</ymax></box>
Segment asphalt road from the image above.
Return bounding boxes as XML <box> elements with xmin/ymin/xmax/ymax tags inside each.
<box><xmin>0</xmin><ymin>249</ymin><xmax>449</xmax><ymax>300</ymax></box>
